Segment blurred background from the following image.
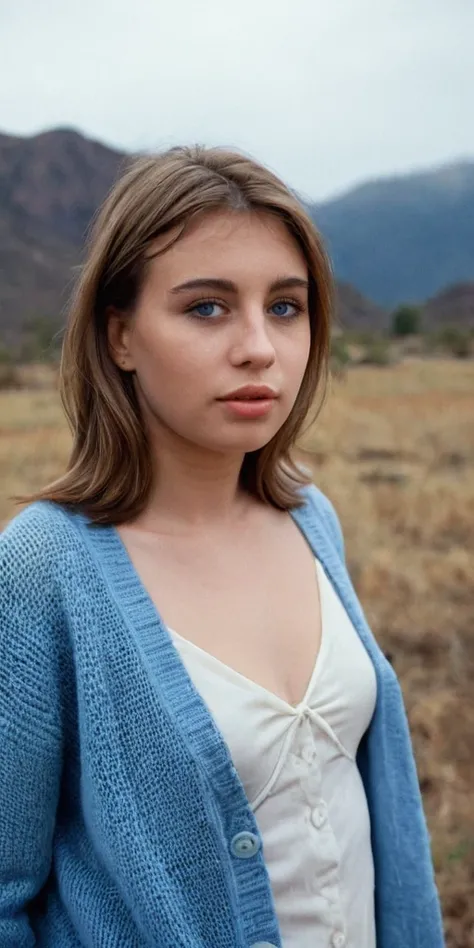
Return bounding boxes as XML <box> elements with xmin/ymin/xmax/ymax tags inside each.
<box><xmin>1</xmin><ymin>1</ymin><xmax>473</xmax><ymax>944</ymax></box>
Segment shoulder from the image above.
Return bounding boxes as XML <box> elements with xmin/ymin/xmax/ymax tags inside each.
<box><xmin>296</xmin><ymin>481</ymin><xmax>346</xmax><ymax>561</ymax></box>
<box><xmin>0</xmin><ymin>503</ymin><xmax>77</xmax><ymax>741</ymax></box>
<box><xmin>1</xmin><ymin>501</ymin><xmax>79</xmax><ymax>593</ymax></box>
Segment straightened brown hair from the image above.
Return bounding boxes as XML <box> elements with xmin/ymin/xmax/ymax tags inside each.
<box><xmin>18</xmin><ymin>144</ymin><xmax>335</xmax><ymax>524</ymax></box>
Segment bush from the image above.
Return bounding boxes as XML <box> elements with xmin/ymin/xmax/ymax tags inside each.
<box><xmin>437</xmin><ymin>327</ymin><xmax>472</xmax><ymax>359</ymax></box>
<box><xmin>359</xmin><ymin>337</ymin><xmax>392</xmax><ymax>366</ymax></box>
<box><xmin>391</xmin><ymin>305</ymin><xmax>421</xmax><ymax>337</ymax></box>
<box><xmin>331</xmin><ymin>335</ymin><xmax>351</xmax><ymax>363</ymax></box>
<box><xmin>329</xmin><ymin>335</ymin><xmax>352</xmax><ymax>379</ymax></box>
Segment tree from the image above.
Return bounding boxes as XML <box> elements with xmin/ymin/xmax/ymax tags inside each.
<box><xmin>391</xmin><ymin>305</ymin><xmax>421</xmax><ymax>337</ymax></box>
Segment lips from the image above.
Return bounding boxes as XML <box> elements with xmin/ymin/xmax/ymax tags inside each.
<box><xmin>229</xmin><ymin>394</ymin><xmax>270</xmax><ymax>400</ymax></box>
<box><xmin>219</xmin><ymin>385</ymin><xmax>278</xmax><ymax>401</ymax></box>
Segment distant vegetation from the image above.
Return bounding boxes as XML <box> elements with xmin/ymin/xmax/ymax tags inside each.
<box><xmin>329</xmin><ymin>322</ymin><xmax>473</xmax><ymax>378</ymax></box>
<box><xmin>392</xmin><ymin>305</ymin><xmax>421</xmax><ymax>337</ymax></box>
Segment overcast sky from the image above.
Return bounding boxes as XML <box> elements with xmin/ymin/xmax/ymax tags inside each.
<box><xmin>1</xmin><ymin>0</ymin><xmax>473</xmax><ymax>202</ymax></box>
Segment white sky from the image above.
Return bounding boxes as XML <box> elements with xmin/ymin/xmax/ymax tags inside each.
<box><xmin>1</xmin><ymin>0</ymin><xmax>473</xmax><ymax>202</ymax></box>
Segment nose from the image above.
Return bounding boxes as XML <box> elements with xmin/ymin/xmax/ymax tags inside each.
<box><xmin>229</xmin><ymin>311</ymin><xmax>276</xmax><ymax>369</ymax></box>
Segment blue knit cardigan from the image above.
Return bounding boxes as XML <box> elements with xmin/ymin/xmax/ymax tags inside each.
<box><xmin>0</xmin><ymin>485</ymin><xmax>444</xmax><ymax>947</ymax></box>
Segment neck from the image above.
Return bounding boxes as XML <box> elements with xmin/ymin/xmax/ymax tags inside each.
<box><xmin>136</xmin><ymin>427</ymin><xmax>253</xmax><ymax>533</ymax></box>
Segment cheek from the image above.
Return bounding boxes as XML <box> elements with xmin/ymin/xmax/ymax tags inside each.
<box><xmin>137</xmin><ymin>323</ymin><xmax>193</xmax><ymax>374</ymax></box>
<box><xmin>283</xmin><ymin>327</ymin><xmax>311</xmax><ymax>384</ymax></box>
<box><xmin>133</xmin><ymin>325</ymin><xmax>214</xmax><ymax>409</ymax></box>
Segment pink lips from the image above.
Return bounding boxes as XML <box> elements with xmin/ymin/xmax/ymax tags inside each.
<box><xmin>218</xmin><ymin>384</ymin><xmax>278</xmax><ymax>419</ymax></box>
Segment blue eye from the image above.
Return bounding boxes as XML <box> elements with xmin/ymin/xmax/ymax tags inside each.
<box><xmin>195</xmin><ymin>302</ymin><xmax>219</xmax><ymax>318</ymax></box>
<box><xmin>271</xmin><ymin>300</ymin><xmax>304</xmax><ymax>319</ymax></box>
<box><xmin>188</xmin><ymin>300</ymin><xmax>224</xmax><ymax>319</ymax></box>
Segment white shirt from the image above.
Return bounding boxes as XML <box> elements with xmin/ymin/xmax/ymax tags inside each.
<box><xmin>170</xmin><ymin>557</ymin><xmax>377</xmax><ymax>948</ymax></box>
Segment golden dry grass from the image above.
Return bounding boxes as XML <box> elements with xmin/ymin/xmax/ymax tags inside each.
<box><xmin>1</xmin><ymin>358</ymin><xmax>474</xmax><ymax>947</ymax></box>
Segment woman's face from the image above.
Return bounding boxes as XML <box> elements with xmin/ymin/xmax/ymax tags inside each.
<box><xmin>109</xmin><ymin>207</ymin><xmax>311</xmax><ymax>456</ymax></box>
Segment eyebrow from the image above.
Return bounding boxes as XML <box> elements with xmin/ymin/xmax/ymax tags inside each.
<box><xmin>169</xmin><ymin>276</ymin><xmax>309</xmax><ymax>295</ymax></box>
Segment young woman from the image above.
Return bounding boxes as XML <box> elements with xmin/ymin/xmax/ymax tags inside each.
<box><xmin>0</xmin><ymin>145</ymin><xmax>444</xmax><ymax>948</ymax></box>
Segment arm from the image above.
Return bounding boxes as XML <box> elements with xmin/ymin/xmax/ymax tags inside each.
<box><xmin>0</xmin><ymin>506</ymin><xmax>64</xmax><ymax>946</ymax></box>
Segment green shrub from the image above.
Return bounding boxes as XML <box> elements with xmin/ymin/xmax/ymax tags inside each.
<box><xmin>391</xmin><ymin>305</ymin><xmax>421</xmax><ymax>337</ymax></box>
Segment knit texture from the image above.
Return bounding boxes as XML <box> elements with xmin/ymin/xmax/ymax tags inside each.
<box><xmin>0</xmin><ymin>485</ymin><xmax>444</xmax><ymax>948</ymax></box>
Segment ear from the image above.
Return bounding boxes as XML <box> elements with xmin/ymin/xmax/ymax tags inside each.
<box><xmin>107</xmin><ymin>306</ymin><xmax>134</xmax><ymax>371</ymax></box>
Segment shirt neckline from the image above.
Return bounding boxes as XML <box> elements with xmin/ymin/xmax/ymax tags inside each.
<box><xmin>168</xmin><ymin>558</ymin><xmax>329</xmax><ymax>714</ymax></box>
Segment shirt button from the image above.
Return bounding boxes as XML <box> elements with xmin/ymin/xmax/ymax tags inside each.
<box><xmin>251</xmin><ymin>944</ymin><xmax>278</xmax><ymax>947</ymax></box>
<box><xmin>331</xmin><ymin>932</ymin><xmax>346</xmax><ymax>948</ymax></box>
<box><xmin>311</xmin><ymin>804</ymin><xmax>327</xmax><ymax>829</ymax></box>
<box><xmin>230</xmin><ymin>831</ymin><xmax>261</xmax><ymax>859</ymax></box>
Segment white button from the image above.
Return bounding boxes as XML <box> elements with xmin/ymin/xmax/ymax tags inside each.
<box><xmin>251</xmin><ymin>943</ymin><xmax>278</xmax><ymax>947</ymax></box>
<box><xmin>311</xmin><ymin>804</ymin><xmax>327</xmax><ymax>829</ymax></box>
<box><xmin>331</xmin><ymin>932</ymin><xmax>346</xmax><ymax>948</ymax></box>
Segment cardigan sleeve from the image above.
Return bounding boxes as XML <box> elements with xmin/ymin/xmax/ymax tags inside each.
<box><xmin>0</xmin><ymin>506</ymin><xmax>64</xmax><ymax>946</ymax></box>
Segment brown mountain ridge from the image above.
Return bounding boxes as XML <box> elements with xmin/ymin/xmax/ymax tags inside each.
<box><xmin>0</xmin><ymin>127</ymin><xmax>472</xmax><ymax>349</ymax></box>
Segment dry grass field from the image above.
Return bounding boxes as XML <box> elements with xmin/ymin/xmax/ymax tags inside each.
<box><xmin>1</xmin><ymin>358</ymin><xmax>473</xmax><ymax>947</ymax></box>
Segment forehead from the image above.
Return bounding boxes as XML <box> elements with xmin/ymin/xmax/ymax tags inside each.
<box><xmin>147</xmin><ymin>208</ymin><xmax>307</xmax><ymax>278</ymax></box>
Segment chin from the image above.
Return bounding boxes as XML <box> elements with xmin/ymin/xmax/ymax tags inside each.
<box><xmin>216</xmin><ymin>427</ymin><xmax>280</xmax><ymax>454</ymax></box>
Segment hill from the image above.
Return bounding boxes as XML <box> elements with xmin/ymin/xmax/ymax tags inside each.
<box><xmin>0</xmin><ymin>128</ymin><xmax>125</xmax><ymax>347</ymax></box>
<box><xmin>0</xmin><ymin>127</ymin><xmax>473</xmax><ymax>347</ymax></box>
<box><xmin>311</xmin><ymin>161</ymin><xmax>474</xmax><ymax>307</ymax></box>
<box><xmin>421</xmin><ymin>282</ymin><xmax>474</xmax><ymax>330</ymax></box>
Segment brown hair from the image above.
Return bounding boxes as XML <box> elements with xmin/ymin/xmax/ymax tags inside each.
<box><xmin>19</xmin><ymin>144</ymin><xmax>335</xmax><ymax>524</ymax></box>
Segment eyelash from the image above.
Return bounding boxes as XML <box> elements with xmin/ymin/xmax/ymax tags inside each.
<box><xmin>185</xmin><ymin>297</ymin><xmax>305</xmax><ymax>321</ymax></box>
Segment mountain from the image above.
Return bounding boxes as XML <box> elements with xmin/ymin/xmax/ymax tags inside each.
<box><xmin>335</xmin><ymin>282</ymin><xmax>389</xmax><ymax>332</ymax></box>
<box><xmin>310</xmin><ymin>161</ymin><xmax>474</xmax><ymax>307</ymax></box>
<box><xmin>0</xmin><ymin>127</ymin><xmax>473</xmax><ymax>348</ymax></box>
<box><xmin>0</xmin><ymin>128</ymin><xmax>125</xmax><ymax>347</ymax></box>
<box><xmin>421</xmin><ymin>282</ymin><xmax>474</xmax><ymax>330</ymax></box>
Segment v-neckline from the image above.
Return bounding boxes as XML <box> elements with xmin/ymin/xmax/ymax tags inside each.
<box><xmin>167</xmin><ymin>558</ymin><xmax>328</xmax><ymax>713</ymax></box>
<box><xmin>75</xmin><ymin>487</ymin><xmax>388</xmax><ymax>807</ymax></box>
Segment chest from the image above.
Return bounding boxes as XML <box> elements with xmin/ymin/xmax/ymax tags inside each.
<box><xmin>118</xmin><ymin>514</ymin><xmax>323</xmax><ymax>707</ymax></box>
